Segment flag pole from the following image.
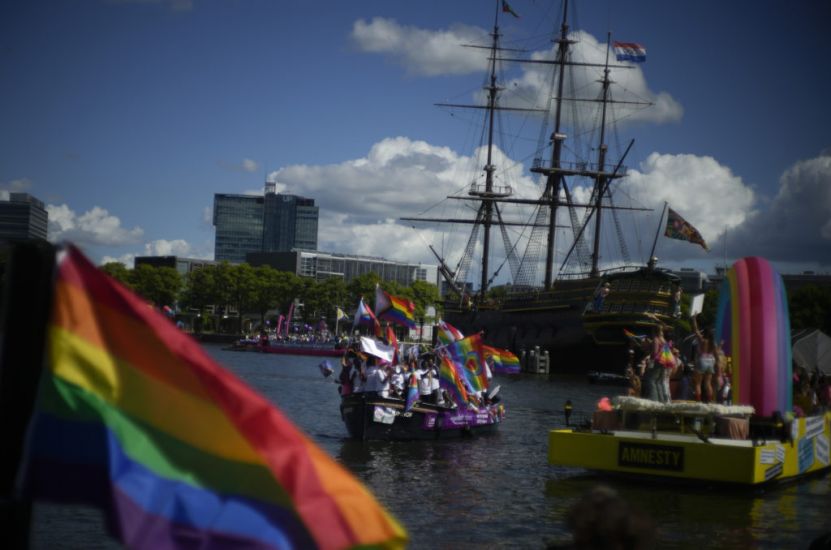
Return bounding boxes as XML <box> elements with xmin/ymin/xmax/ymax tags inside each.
<box><xmin>0</xmin><ymin>241</ymin><xmax>57</xmax><ymax>548</ymax></box>
<box><xmin>648</xmin><ymin>202</ymin><xmax>668</xmax><ymax>267</ymax></box>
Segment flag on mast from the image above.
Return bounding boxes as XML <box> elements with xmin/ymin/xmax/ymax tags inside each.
<box><xmin>664</xmin><ymin>207</ymin><xmax>709</xmax><ymax>250</ymax></box>
<box><xmin>501</xmin><ymin>0</ymin><xmax>519</xmax><ymax>18</ymax></box>
<box><xmin>613</xmin><ymin>41</ymin><xmax>646</xmax><ymax>63</ymax></box>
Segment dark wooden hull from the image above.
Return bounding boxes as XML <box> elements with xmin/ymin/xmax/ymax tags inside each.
<box><xmin>339</xmin><ymin>393</ymin><xmax>502</xmax><ymax>441</ymax></box>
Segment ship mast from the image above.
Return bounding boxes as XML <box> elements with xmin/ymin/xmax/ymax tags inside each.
<box><xmin>476</xmin><ymin>0</ymin><xmax>503</xmax><ymax>299</ymax></box>
<box><xmin>590</xmin><ymin>33</ymin><xmax>613</xmax><ymax>277</ymax></box>
<box><xmin>538</xmin><ymin>0</ymin><xmax>571</xmax><ymax>290</ymax></box>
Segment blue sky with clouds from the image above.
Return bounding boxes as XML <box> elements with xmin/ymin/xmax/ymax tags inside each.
<box><xmin>2</xmin><ymin>0</ymin><xmax>829</xmax><ymax>284</ymax></box>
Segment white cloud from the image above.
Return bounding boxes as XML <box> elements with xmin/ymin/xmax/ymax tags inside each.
<box><xmin>241</xmin><ymin>158</ymin><xmax>259</xmax><ymax>173</ymax></box>
<box><xmin>46</xmin><ymin>204</ymin><xmax>144</xmax><ymax>246</ymax></box>
<box><xmin>0</xmin><ymin>178</ymin><xmax>33</xmax><ymax>193</ymax></box>
<box><xmin>268</xmin><ymin>136</ymin><xmax>539</xmax><ymax>265</ymax></box>
<box><xmin>352</xmin><ymin>17</ymin><xmax>489</xmax><ymax>76</ymax></box>
<box><xmin>353</xmin><ymin>20</ymin><xmax>682</xmax><ymax>126</ymax></box>
<box><xmin>724</xmin><ymin>151</ymin><xmax>831</xmax><ymax>265</ymax></box>
<box><xmin>625</xmin><ymin>152</ymin><xmax>756</xmax><ymax>244</ymax></box>
<box><xmin>501</xmin><ymin>31</ymin><xmax>682</xmax><ymax>126</ymax></box>
<box><xmin>144</xmin><ymin>239</ymin><xmax>192</xmax><ymax>256</ymax></box>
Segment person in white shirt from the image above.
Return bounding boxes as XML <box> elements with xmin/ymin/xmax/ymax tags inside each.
<box><xmin>389</xmin><ymin>364</ymin><xmax>405</xmax><ymax>399</ymax></box>
<box><xmin>363</xmin><ymin>358</ymin><xmax>390</xmax><ymax>397</ymax></box>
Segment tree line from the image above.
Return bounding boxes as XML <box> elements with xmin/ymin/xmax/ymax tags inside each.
<box><xmin>100</xmin><ymin>261</ymin><xmax>442</xmax><ymax>335</ymax></box>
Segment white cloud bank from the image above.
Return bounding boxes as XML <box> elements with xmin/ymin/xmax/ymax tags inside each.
<box><xmin>47</xmin><ymin>204</ymin><xmax>144</xmax><ymax>246</ymax></box>
<box><xmin>352</xmin><ymin>20</ymin><xmax>682</xmax><ymax>125</ymax></box>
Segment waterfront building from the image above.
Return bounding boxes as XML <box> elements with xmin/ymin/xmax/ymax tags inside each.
<box><xmin>0</xmin><ymin>193</ymin><xmax>48</xmax><ymax>242</ymax></box>
<box><xmin>213</xmin><ymin>182</ymin><xmax>318</xmax><ymax>263</ymax></box>
<box><xmin>246</xmin><ymin>249</ymin><xmax>438</xmax><ymax>287</ymax></box>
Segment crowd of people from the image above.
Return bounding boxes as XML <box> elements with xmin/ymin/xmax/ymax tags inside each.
<box><xmin>336</xmin><ymin>342</ymin><xmax>499</xmax><ymax>411</ymax></box>
<box><xmin>624</xmin><ymin>314</ymin><xmax>732</xmax><ymax>405</ymax></box>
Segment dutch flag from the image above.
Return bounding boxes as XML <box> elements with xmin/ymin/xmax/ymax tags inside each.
<box><xmin>613</xmin><ymin>41</ymin><xmax>646</xmax><ymax>63</ymax></box>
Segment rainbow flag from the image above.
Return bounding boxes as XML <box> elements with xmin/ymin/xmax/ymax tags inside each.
<box><xmin>404</xmin><ymin>373</ymin><xmax>419</xmax><ymax>412</ymax></box>
<box><xmin>375</xmin><ymin>286</ymin><xmax>416</xmax><ymax>329</ymax></box>
<box><xmin>482</xmin><ymin>345</ymin><xmax>521</xmax><ymax>375</ymax></box>
<box><xmin>622</xmin><ymin>328</ymin><xmax>645</xmax><ymax>341</ymax></box>
<box><xmin>436</xmin><ymin>319</ymin><xmax>464</xmax><ymax>346</ymax></box>
<box><xmin>445</xmin><ymin>334</ymin><xmax>487</xmax><ymax>392</ymax></box>
<box><xmin>20</xmin><ymin>245</ymin><xmax>407</xmax><ymax>550</ymax></box>
<box><xmin>438</xmin><ymin>354</ymin><xmax>469</xmax><ymax>407</ymax></box>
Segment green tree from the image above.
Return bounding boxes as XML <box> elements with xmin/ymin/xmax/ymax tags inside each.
<box><xmin>347</xmin><ymin>272</ymin><xmax>381</xmax><ymax>308</ymax></box>
<box><xmin>129</xmin><ymin>264</ymin><xmax>181</xmax><ymax>307</ymax></box>
<box><xmin>100</xmin><ymin>262</ymin><xmax>132</xmax><ymax>287</ymax></box>
<box><xmin>181</xmin><ymin>266</ymin><xmax>217</xmax><ymax>333</ymax></box>
<box><xmin>409</xmin><ymin>280</ymin><xmax>442</xmax><ymax>322</ymax></box>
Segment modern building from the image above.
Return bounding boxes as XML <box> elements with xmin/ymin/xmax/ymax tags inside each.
<box><xmin>0</xmin><ymin>193</ymin><xmax>48</xmax><ymax>242</ymax></box>
<box><xmin>670</xmin><ymin>268</ymin><xmax>709</xmax><ymax>292</ymax></box>
<box><xmin>246</xmin><ymin>249</ymin><xmax>438</xmax><ymax>287</ymax></box>
<box><xmin>213</xmin><ymin>183</ymin><xmax>318</xmax><ymax>263</ymax></box>
<box><xmin>134</xmin><ymin>255</ymin><xmax>216</xmax><ymax>276</ymax></box>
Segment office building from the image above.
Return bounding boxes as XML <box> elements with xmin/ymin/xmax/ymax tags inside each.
<box><xmin>247</xmin><ymin>249</ymin><xmax>438</xmax><ymax>287</ymax></box>
<box><xmin>213</xmin><ymin>183</ymin><xmax>318</xmax><ymax>263</ymax></box>
<box><xmin>0</xmin><ymin>193</ymin><xmax>48</xmax><ymax>242</ymax></box>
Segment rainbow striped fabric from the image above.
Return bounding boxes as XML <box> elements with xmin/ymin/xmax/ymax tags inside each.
<box><xmin>21</xmin><ymin>245</ymin><xmax>407</xmax><ymax>550</ymax></box>
<box><xmin>482</xmin><ymin>345</ymin><xmax>520</xmax><ymax>374</ymax></box>
<box><xmin>445</xmin><ymin>334</ymin><xmax>487</xmax><ymax>392</ymax></box>
<box><xmin>438</xmin><ymin>354</ymin><xmax>469</xmax><ymax>406</ymax></box>
<box><xmin>374</xmin><ymin>286</ymin><xmax>416</xmax><ymax>329</ymax></box>
<box><xmin>404</xmin><ymin>373</ymin><xmax>419</xmax><ymax>412</ymax></box>
<box><xmin>436</xmin><ymin>320</ymin><xmax>464</xmax><ymax>346</ymax></box>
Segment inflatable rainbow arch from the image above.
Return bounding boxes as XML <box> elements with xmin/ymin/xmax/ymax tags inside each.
<box><xmin>715</xmin><ymin>257</ymin><xmax>792</xmax><ymax>416</ymax></box>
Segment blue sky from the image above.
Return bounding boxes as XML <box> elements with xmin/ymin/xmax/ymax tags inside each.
<box><xmin>2</xmin><ymin>0</ymin><xmax>830</xmax><ymax>284</ymax></box>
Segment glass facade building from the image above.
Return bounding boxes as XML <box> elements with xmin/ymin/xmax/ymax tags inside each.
<box><xmin>213</xmin><ymin>186</ymin><xmax>318</xmax><ymax>263</ymax></box>
<box><xmin>0</xmin><ymin>193</ymin><xmax>48</xmax><ymax>242</ymax></box>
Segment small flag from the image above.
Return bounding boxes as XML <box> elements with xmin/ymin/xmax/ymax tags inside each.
<box><xmin>613</xmin><ymin>41</ymin><xmax>646</xmax><ymax>63</ymax></box>
<box><xmin>501</xmin><ymin>0</ymin><xmax>519</xmax><ymax>18</ymax></box>
<box><xmin>336</xmin><ymin>307</ymin><xmax>347</xmax><ymax>321</ymax></box>
<box><xmin>375</xmin><ymin>285</ymin><xmax>416</xmax><ymax>329</ymax></box>
<box><xmin>622</xmin><ymin>328</ymin><xmax>646</xmax><ymax>341</ymax></box>
<box><xmin>664</xmin><ymin>207</ymin><xmax>709</xmax><ymax>250</ymax></box>
<box><xmin>436</xmin><ymin>319</ymin><xmax>464</xmax><ymax>346</ymax></box>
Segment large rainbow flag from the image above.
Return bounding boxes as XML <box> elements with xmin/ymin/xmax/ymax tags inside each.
<box><xmin>374</xmin><ymin>286</ymin><xmax>416</xmax><ymax>329</ymax></box>
<box><xmin>19</xmin><ymin>245</ymin><xmax>407</xmax><ymax>549</ymax></box>
<box><xmin>445</xmin><ymin>334</ymin><xmax>488</xmax><ymax>392</ymax></box>
<box><xmin>482</xmin><ymin>345</ymin><xmax>520</xmax><ymax>375</ymax></box>
<box><xmin>438</xmin><ymin>354</ymin><xmax>469</xmax><ymax>406</ymax></box>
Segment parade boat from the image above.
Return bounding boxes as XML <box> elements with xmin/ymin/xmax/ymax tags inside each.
<box><xmin>340</xmin><ymin>393</ymin><xmax>503</xmax><ymax>441</ymax></box>
<box><xmin>401</xmin><ymin>0</ymin><xmax>690</xmax><ymax>367</ymax></box>
<box><xmin>549</xmin><ymin>258</ymin><xmax>831</xmax><ymax>486</ymax></box>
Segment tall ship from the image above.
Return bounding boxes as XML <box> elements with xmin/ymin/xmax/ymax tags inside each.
<box><xmin>402</xmin><ymin>0</ymin><xmax>681</xmax><ymax>369</ymax></box>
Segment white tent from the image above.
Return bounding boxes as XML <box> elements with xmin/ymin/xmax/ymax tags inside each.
<box><xmin>792</xmin><ymin>329</ymin><xmax>831</xmax><ymax>375</ymax></box>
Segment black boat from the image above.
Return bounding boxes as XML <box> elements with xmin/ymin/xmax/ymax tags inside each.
<box><xmin>402</xmin><ymin>0</ymin><xmax>682</xmax><ymax>367</ymax></box>
<box><xmin>340</xmin><ymin>393</ymin><xmax>503</xmax><ymax>441</ymax></box>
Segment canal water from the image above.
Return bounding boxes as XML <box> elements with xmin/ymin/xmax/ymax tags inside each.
<box><xmin>31</xmin><ymin>344</ymin><xmax>831</xmax><ymax>549</ymax></box>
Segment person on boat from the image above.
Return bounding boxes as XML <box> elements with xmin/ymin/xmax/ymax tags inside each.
<box><xmin>417</xmin><ymin>360</ymin><xmax>434</xmax><ymax>404</ymax></box>
<box><xmin>691</xmin><ymin>314</ymin><xmax>716</xmax><ymax>403</ymax></box>
<box><xmin>624</xmin><ymin>347</ymin><xmax>642</xmax><ymax>397</ymax></box>
<box><xmin>362</xmin><ymin>356</ymin><xmax>391</xmax><ymax>398</ymax></box>
<box><xmin>672</xmin><ymin>285</ymin><xmax>682</xmax><ymax>318</ymax></box>
<box><xmin>389</xmin><ymin>362</ymin><xmax>405</xmax><ymax>399</ymax></box>
<box><xmin>592</xmin><ymin>282</ymin><xmax>611</xmax><ymax>312</ymax></box>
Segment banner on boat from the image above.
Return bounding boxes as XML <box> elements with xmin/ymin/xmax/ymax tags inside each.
<box><xmin>617</xmin><ymin>442</ymin><xmax>685</xmax><ymax>472</ymax></box>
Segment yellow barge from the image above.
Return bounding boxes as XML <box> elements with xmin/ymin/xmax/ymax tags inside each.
<box><xmin>549</xmin><ymin>397</ymin><xmax>831</xmax><ymax>486</ymax></box>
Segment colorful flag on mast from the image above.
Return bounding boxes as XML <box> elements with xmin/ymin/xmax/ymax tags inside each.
<box><xmin>482</xmin><ymin>345</ymin><xmax>521</xmax><ymax>374</ymax></box>
<box><xmin>664</xmin><ymin>207</ymin><xmax>709</xmax><ymax>250</ymax></box>
<box><xmin>374</xmin><ymin>285</ymin><xmax>417</xmax><ymax>329</ymax></box>
<box><xmin>18</xmin><ymin>244</ymin><xmax>407</xmax><ymax>550</ymax></box>
<box><xmin>613</xmin><ymin>41</ymin><xmax>646</xmax><ymax>63</ymax></box>
<box><xmin>436</xmin><ymin>319</ymin><xmax>464</xmax><ymax>346</ymax></box>
<box><xmin>501</xmin><ymin>0</ymin><xmax>519</xmax><ymax>18</ymax></box>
